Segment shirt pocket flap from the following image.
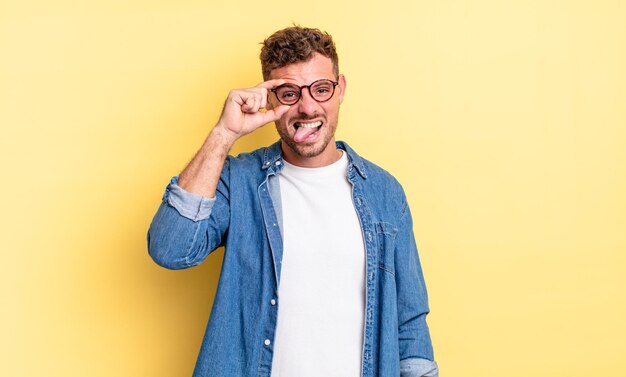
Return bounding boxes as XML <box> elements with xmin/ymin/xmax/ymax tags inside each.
<box><xmin>375</xmin><ymin>222</ymin><xmax>398</xmax><ymax>275</ymax></box>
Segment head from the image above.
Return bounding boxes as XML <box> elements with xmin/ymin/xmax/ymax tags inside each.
<box><xmin>260</xmin><ymin>26</ymin><xmax>346</xmax><ymax>167</ymax></box>
<box><xmin>260</xmin><ymin>26</ymin><xmax>339</xmax><ymax>81</ymax></box>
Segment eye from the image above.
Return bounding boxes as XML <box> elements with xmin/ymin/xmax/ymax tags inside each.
<box><xmin>315</xmin><ymin>86</ymin><xmax>330</xmax><ymax>94</ymax></box>
<box><xmin>281</xmin><ymin>91</ymin><xmax>297</xmax><ymax>99</ymax></box>
<box><xmin>311</xmin><ymin>81</ymin><xmax>334</xmax><ymax>97</ymax></box>
<box><xmin>276</xmin><ymin>85</ymin><xmax>299</xmax><ymax>100</ymax></box>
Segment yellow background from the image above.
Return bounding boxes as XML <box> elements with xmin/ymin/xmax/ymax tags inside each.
<box><xmin>2</xmin><ymin>0</ymin><xmax>625</xmax><ymax>376</ymax></box>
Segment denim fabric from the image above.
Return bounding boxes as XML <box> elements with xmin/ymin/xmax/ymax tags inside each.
<box><xmin>147</xmin><ymin>141</ymin><xmax>437</xmax><ymax>377</ymax></box>
<box><xmin>167</xmin><ymin>183</ymin><xmax>216</xmax><ymax>221</ymax></box>
<box><xmin>400</xmin><ymin>358</ymin><xmax>439</xmax><ymax>377</ymax></box>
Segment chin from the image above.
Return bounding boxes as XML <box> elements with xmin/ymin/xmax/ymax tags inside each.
<box><xmin>295</xmin><ymin>145</ymin><xmax>326</xmax><ymax>158</ymax></box>
<box><xmin>282</xmin><ymin>136</ymin><xmax>331</xmax><ymax>158</ymax></box>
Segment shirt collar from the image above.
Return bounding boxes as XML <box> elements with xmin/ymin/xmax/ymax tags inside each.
<box><xmin>261</xmin><ymin>140</ymin><xmax>368</xmax><ymax>179</ymax></box>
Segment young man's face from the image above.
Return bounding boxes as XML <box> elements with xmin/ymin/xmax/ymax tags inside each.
<box><xmin>268</xmin><ymin>53</ymin><xmax>346</xmax><ymax>167</ymax></box>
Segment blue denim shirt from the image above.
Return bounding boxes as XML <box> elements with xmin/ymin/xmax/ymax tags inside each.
<box><xmin>148</xmin><ymin>141</ymin><xmax>438</xmax><ymax>377</ymax></box>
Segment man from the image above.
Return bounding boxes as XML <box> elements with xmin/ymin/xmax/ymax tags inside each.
<box><xmin>148</xmin><ymin>26</ymin><xmax>438</xmax><ymax>377</ymax></box>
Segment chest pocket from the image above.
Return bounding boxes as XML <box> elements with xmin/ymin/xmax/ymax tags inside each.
<box><xmin>375</xmin><ymin>222</ymin><xmax>398</xmax><ymax>275</ymax></box>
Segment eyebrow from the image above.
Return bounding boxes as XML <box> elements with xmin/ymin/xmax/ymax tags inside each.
<box><xmin>279</xmin><ymin>78</ymin><xmax>336</xmax><ymax>86</ymax></box>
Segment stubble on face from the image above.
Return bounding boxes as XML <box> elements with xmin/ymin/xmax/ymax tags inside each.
<box><xmin>274</xmin><ymin>113</ymin><xmax>337</xmax><ymax>159</ymax></box>
<box><xmin>269</xmin><ymin>53</ymin><xmax>345</xmax><ymax>167</ymax></box>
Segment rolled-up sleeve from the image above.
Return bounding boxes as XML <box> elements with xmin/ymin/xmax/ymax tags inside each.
<box><xmin>167</xmin><ymin>178</ymin><xmax>216</xmax><ymax>221</ymax></box>
<box><xmin>147</xmin><ymin>171</ymin><xmax>230</xmax><ymax>270</ymax></box>
<box><xmin>400</xmin><ymin>357</ymin><xmax>439</xmax><ymax>377</ymax></box>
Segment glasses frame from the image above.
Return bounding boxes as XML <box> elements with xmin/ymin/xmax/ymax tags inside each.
<box><xmin>270</xmin><ymin>79</ymin><xmax>339</xmax><ymax>105</ymax></box>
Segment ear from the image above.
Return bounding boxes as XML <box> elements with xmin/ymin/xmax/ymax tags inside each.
<box><xmin>337</xmin><ymin>74</ymin><xmax>347</xmax><ymax>104</ymax></box>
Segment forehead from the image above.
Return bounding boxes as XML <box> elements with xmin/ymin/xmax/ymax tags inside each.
<box><xmin>269</xmin><ymin>53</ymin><xmax>335</xmax><ymax>84</ymax></box>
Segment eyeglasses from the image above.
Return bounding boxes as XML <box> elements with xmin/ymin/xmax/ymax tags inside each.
<box><xmin>271</xmin><ymin>79</ymin><xmax>339</xmax><ymax>105</ymax></box>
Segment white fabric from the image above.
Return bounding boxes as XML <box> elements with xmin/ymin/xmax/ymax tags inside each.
<box><xmin>270</xmin><ymin>151</ymin><xmax>366</xmax><ymax>377</ymax></box>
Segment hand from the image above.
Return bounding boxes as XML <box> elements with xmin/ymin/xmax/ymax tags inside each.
<box><xmin>216</xmin><ymin>79</ymin><xmax>291</xmax><ymax>141</ymax></box>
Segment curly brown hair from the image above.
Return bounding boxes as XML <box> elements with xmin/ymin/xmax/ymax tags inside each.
<box><xmin>260</xmin><ymin>26</ymin><xmax>339</xmax><ymax>80</ymax></box>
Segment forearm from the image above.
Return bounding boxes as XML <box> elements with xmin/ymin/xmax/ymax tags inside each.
<box><xmin>177</xmin><ymin>124</ymin><xmax>237</xmax><ymax>198</ymax></box>
<box><xmin>148</xmin><ymin>79</ymin><xmax>287</xmax><ymax>268</ymax></box>
<box><xmin>177</xmin><ymin>79</ymin><xmax>289</xmax><ymax>198</ymax></box>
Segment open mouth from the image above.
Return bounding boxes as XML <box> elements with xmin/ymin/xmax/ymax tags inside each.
<box><xmin>294</xmin><ymin>120</ymin><xmax>322</xmax><ymax>143</ymax></box>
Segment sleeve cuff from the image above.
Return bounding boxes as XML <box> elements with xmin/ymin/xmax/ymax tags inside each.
<box><xmin>400</xmin><ymin>358</ymin><xmax>439</xmax><ymax>377</ymax></box>
<box><xmin>166</xmin><ymin>176</ymin><xmax>216</xmax><ymax>221</ymax></box>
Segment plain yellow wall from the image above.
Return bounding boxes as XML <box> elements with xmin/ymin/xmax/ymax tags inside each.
<box><xmin>2</xmin><ymin>0</ymin><xmax>625</xmax><ymax>376</ymax></box>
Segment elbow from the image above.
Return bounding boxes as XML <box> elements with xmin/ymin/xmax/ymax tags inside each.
<box><xmin>146</xmin><ymin>202</ymin><xmax>208</xmax><ymax>270</ymax></box>
<box><xmin>147</xmin><ymin>231</ymin><xmax>191</xmax><ymax>270</ymax></box>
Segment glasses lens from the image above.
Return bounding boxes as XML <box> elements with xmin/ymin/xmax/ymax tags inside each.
<box><xmin>275</xmin><ymin>84</ymin><xmax>300</xmax><ymax>105</ymax></box>
<box><xmin>310</xmin><ymin>80</ymin><xmax>335</xmax><ymax>102</ymax></box>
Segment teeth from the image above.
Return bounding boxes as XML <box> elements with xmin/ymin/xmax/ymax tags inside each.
<box><xmin>297</xmin><ymin>121</ymin><xmax>322</xmax><ymax>129</ymax></box>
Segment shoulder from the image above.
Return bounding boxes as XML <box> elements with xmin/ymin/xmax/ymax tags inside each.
<box><xmin>340</xmin><ymin>141</ymin><xmax>409</xmax><ymax>218</ymax></box>
<box><xmin>362</xmin><ymin>158</ymin><xmax>403</xmax><ymax>190</ymax></box>
<box><xmin>360</xmin><ymin>157</ymin><xmax>407</xmax><ymax>204</ymax></box>
<box><xmin>341</xmin><ymin>141</ymin><xmax>405</xmax><ymax>193</ymax></box>
<box><xmin>362</xmin><ymin>158</ymin><xmax>413</xmax><ymax>223</ymax></box>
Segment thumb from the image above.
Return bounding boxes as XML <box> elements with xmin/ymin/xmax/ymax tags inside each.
<box><xmin>263</xmin><ymin>105</ymin><xmax>290</xmax><ymax>122</ymax></box>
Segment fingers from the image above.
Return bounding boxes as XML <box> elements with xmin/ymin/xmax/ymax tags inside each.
<box><xmin>256</xmin><ymin>79</ymin><xmax>286</xmax><ymax>90</ymax></box>
<box><xmin>261</xmin><ymin>104</ymin><xmax>290</xmax><ymax>123</ymax></box>
<box><xmin>234</xmin><ymin>79</ymin><xmax>286</xmax><ymax>114</ymax></box>
<box><xmin>234</xmin><ymin>89</ymin><xmax>265</xmax><ymax>114</ymax></box>
<box><xmin>240</xmin><ymin>94</ymin><xmax>261</xmax><ymax>113</ymax></box>
<box><xmin>239</xmin><ymin>80</ymin><xmax>285</xmax><ymax>113</ymax></box>
<box><xmin>220</xmin><ymin>80</ymin><xmax>290</xmax><ymax>135</ymax></box>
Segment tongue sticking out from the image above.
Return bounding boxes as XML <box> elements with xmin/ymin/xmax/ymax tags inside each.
<box><xmin>294</xmin><ymin>125</ymin><xmax>319</xmax><ymax>143</ymax></box>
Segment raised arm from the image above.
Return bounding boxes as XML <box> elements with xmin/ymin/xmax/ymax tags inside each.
<box><xmin>147</xmin><ymin>80</ymin><xmax>290</xmax><ymax>269</ymax></box>
<box><xmin>177</xmin><ymin>79</ymin><xmax>290</xmax><ymax>198</ymax></box>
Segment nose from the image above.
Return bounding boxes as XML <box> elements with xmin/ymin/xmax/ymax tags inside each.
<box><xmin>296</xmin><ymin>87</ymin><xmax>319</xmax><ymax>115</ymax></box>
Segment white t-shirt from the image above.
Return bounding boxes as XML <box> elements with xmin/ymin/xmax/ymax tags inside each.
<box><xmin>270</xmin><ymin>151</ymin><xmax>366</xmax><ymax>377</ymax></box>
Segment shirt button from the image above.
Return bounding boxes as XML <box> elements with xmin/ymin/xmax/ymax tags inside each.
<box><xmin>367</xmin><ymin>232</ymin><xmax>372</xmax><ymax>241</ymax></box>
<box><xmin>264</xmin><ymin>339</ymin><xmax>271</xmax><ymax>346</ymax></box>
<box><xmin>275</xmin><ymin>161</ymin><xmax>281</xmax><ymax>166</ymax></box>
<box><xmin>270</xmin><ymin>299</ymin><xmax>276</xmax><ymax>305</ymax></box>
